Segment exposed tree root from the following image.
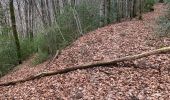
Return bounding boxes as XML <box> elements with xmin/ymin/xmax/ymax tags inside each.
<box><xmin>0</xmin><ymin>47</ymin><xmax>170</xmax><ymax>86</ymax></box>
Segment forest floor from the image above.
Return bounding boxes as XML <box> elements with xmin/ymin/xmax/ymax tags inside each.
<box><xmin>0</xmin><ymin>3</ymin><xmax>170</xmax><ymax>100</ymax></box>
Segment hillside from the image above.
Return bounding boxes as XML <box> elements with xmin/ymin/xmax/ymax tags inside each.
<box><xmin>0</xmin><ymin>3</ymin><xmax>170</xmax><ymax>99</ymax></box>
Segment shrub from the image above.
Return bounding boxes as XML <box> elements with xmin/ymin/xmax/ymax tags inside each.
<box><xmin>20</xmin><ymin>38</ymin><xmax>35</xmax><ymax>60</ymax></box>
<box><xmin>144</xmin><ymin>0</ymin><xmax>155</xmax><ymax>12</ymax></box>
<box><xmin>0</xmin><ymin>36</ymin><xmax>18</xmax><ymax>76</ymax></box>
<box><xmin>156</xmin><ymin>4</ymin><xmax>170</xmax><ymax>37</ymax></box>
<box><xmin>0</xmin><ymin>35</ymin><xmax>36</xmax><ymax>76</ymax></box>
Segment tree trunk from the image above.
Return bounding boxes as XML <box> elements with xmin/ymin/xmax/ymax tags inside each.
<box><xmin>16</xmin><ymin>0</ymin><xmax>24</xmax><ymax>36</ymax></box>
<box><xmin>59</xmin><ymin>0</ymin><xmax>64</xmax><ymax>14</ymax></box>
<box><xmin>116</xmin><ymin>0</ymin><xmax>120</xmax><ymax>22</ymax></box>
<box><xmin>106</xmin><ymin>0</ymin><xmax>111</xmax><ymax>24</ymax></box>
<box><xmin>46</xmin><ymin>0</ymin><xmax>52</xmax><ymax>26</ymax></box>
<box><xmin>24</xmin><ymin>0</ymin><xmax>29</xmax><ymax>37</ymax></box>
<box><xmin>100</xmin><ymin>0</ymin><xmax>106</xmax><ymax>27</ymax></box>
<box><xmin>9</xmin><ymin>0</ymin><xmax>22</xmax><ymax>64</ymax></box>
<box><xmin>138</xmin><ymin>0</ymin><xmax>143</xmax><ymax>20</ymax></box>
<box><xmin>28</xmin><ymin>0</ymin><xmax>34</xmax><ymax>40</ymax></box>
<box><xmin>132</xmin><ymin>0</ymin><xmax>137</xmax><ymax>17</ymax></box>
<box><xmin>129</xmin><ymin>0</ymin><xmax>133</xmax><ymax>19</ymax></box>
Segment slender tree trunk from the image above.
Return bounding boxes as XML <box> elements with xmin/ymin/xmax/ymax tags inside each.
<box><xmin>46</xmin><ymin>0</ymin><xmax>52</xmax><ymax>26</ymax></box>
<box><xmin>129</xmin><ymin>0</ymin><xmax>133</xmax><ymax>19</ymax></box>
<box><xmin>9</xmin><ymin>0</ymin><xmax>22</xmax><ymax>64</ymax></box>
<box><xmin>139</xmin><ymin>0</ymin><xmax>143</xmax><ymax>20</ymax></box>
<box><xmin>125</xmin><ymin>0</ymin><xmax>128</xmax><ymax>18</ymax></box>
<box><xmin>40</xmin><ymin>0</ymin><xmax>47</xmax><ymax>27</ymax></box>
<box><xmin>100</xmin><ymin>0</ymin><xmax>105</xmax><ymax>27</ymax></box>
<box><xmin>28</xmin><ymin>0</ymin><xmax>33</xmax><ymax>40</ymax></box>
<box><xmin>116</xmin><ymin>0</ymin><xmax>120</xmax><ymax>22</ymax></box>
<box><xmin>24</xmin><ymin>0</ymin><xmax>29</xmax><ymax>37</ymax></box>
<box><xmin>59</xmin><ymin>0</ymin><xmax>64</xmax><ymax>14</ymax></box>
<box><xmin>16</xmin><ymin>0</ymin><xmax>24</xmax><ymax>36</ymax></box>
<box><xmin>106</xmin><ymin>0</ymin><xmax>111</xmax><ymax>24</ymax></box>
<box><xmin>132</xmin><ymin>0</ymin><xmax>137</xmax><ymax>17</ymax></box>
<box><xmin>52</xmin><ymin>0</ymin><xmax>58</xmax><ymax>23</ymax></box>
<box><xmin>120</xmin><ymin>0</ymin><xmax>123</xmax><ymax>18</ymax></box>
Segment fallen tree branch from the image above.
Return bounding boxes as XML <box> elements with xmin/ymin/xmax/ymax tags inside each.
<box><xmin>0</xmin><ymin>47</ymin><xmax>170</xmax><ymax>86</ymax></box>
<box><xmin>45</xmin><ymin>50</ymin><xmax>60</xmax><ymax>67</ymax></box>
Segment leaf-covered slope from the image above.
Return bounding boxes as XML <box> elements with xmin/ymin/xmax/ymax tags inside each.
<box><xmin>0</xmin><ymin>3</ymin><xmax>170</xmax><ymax>99</ymax></box>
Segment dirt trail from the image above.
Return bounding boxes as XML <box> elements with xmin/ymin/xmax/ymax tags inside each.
<box><xmin>0</xmin><ymin>3</ymin><xmax>170</xmax><ymax>99</ymax></box>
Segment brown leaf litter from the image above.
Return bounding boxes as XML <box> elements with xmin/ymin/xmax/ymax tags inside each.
<box><xmin>0</xmin><ymin>3</ymin><xmax>170</xmax><ymax>100</ymax></box>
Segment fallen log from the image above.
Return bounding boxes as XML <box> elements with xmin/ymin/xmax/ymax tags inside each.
<box><xmin>0</xmin><ymin>47</ymin><xmax>170</xmax><ymax>86</ymax></box>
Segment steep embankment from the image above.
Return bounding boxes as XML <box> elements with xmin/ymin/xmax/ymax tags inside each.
<box><xmin>0</xmin><ymin>3</ymin><xmax>170</xmax><ymax>99</ymax></box>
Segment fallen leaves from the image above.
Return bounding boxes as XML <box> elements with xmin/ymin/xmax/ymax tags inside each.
<box><xmin>0</xmin><ymin>3</ymin><xmax>170</xmax><ymax>99</ymax></box>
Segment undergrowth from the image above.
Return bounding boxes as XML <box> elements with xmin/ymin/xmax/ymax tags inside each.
<box><xmin>0</xmin><ymin>35</ymin><xmax>35</xmax><ymax>77</ymax></box>
<box><xmin>0</xmin><ymin>0</ymin><xmax>157</xmax><ymax>77</ymax></box>
<box><xmin>156</xmin><ymin>2</ymin><xmax>170</xmax><ymax>37</ymax></box>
